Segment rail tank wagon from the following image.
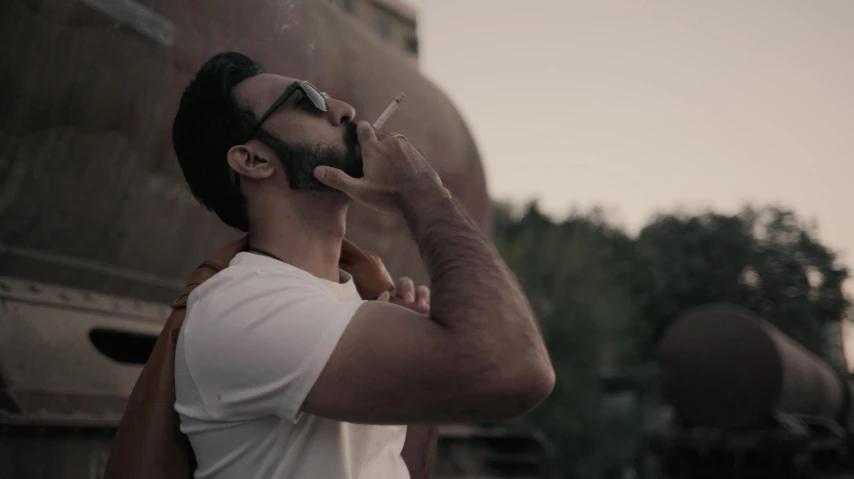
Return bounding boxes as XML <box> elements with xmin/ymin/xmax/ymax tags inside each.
<box><xmin>0</xmin><ymin>0</ymin><xmax>496</xmax><ymax>477</ymax></box>
<box><xmin>649</xmin><ymin>304</ymin><xmax>854</xmax><ymax>479</ymax></box>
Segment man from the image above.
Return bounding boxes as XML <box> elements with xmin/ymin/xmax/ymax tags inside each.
<box><xmin>170</xmin><ymin>52</ymin><xmax>555</xmax><ymax>479</ymax></box>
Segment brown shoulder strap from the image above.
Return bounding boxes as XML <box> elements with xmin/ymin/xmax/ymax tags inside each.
<box><xmin>340</xmin><ymin>238</ymin><xmax>395</xmax><ymax>299</ymax></box>
<box><xmin>171</xmin><ymin>237</ymin><xmax>250</xmax><ymax>309</ymax></box>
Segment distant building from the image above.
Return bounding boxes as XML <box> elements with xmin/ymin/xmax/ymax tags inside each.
<box><xmin>328</xmin><ymin>0</ymin><xmax>419</xmax><ymax>64</ymax></box>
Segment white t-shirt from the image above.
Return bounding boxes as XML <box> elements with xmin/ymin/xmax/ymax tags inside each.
<box><xmin>174</xmin><ymin>252</ymin><xmax>409</xmax><ymax>479</ymax></box>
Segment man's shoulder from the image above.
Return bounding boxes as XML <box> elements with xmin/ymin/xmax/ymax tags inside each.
<box><xmin>185</xmin><ymin>254</ymin><xmax>330</xmax><ymax>329</ymax></box>
<box><xmin>176</xmin><ymin>253</ymin><xmax>367</xmax><ymax>419</ymax></box>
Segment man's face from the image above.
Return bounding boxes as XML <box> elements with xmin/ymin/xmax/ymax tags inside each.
<box><xmin>235</xmin><ymin>73</ymin><xmax>361</xmax><ymax>191</ymax></box>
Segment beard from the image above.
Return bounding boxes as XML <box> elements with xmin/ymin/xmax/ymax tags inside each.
<box><xmin>260</xmin><ymin>122</ymin><xmax>362</xmax><ymax>192</ymax></box>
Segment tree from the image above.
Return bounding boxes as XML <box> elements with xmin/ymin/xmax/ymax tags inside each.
<box><xmin>491</xmin><ymin>201</ymin><xmax>850</xmax><ymax>477</ymax></box>
<box><xmin>492</xmin><ymin>201</ymin><xmax>648</xmax><ymax>477</ymax></box>
<box><xmin>635</xmin><ymin>205</ymin><xmax>850</xmax><ymax>359</ymax></box>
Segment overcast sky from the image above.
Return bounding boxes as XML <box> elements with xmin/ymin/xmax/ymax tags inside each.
<box><xmin>405</xmin><ymin>0</ymin><xmax>853</xmax><ymax>275</ymax></box>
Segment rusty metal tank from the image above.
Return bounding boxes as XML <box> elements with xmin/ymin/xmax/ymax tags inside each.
<box><xmin>657</xmin><ymin>304</ymin><xmax>854</xmax><ymax>429</ymax></box>
<box><xmin>0</xmin><ymin>0</ymin><xmax>491</xmax><ymax>306</ymax></box>
<box><xmin>0</xmin><ymin>275</ymin><xmax>168</xmax><ymax>477</ymax></box>
<box><xmin>0</xmin><ymin>0</ymin><xmax>491</xmax><ymax>477</ymax></box>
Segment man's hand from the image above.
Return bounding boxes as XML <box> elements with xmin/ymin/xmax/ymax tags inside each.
<box><xmin>313</xmin><ymin>121</ymin><xmax>442</xmax><ymax>215</ymax></box>
<box><xmin>376</xmin><ymin>277</ymin><xmax>430</xmax><ymax>314</ymax></box>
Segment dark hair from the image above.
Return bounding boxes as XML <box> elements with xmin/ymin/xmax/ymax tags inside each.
<box><xmin>172</xmin><ymin>52</ymin><xmax>264</xmax><ymax>232</ymax></box>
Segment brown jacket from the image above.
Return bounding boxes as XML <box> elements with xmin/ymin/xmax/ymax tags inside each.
<box><xmin>104</xmin><ymin>236</ymin><xmax>394</xmax><ymax>479</ymax></box>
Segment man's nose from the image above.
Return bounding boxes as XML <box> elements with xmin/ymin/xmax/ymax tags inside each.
<box><xmin>326</xmin><ymin>98</ymin><xmax>356</xmax><ymax>126</ymax></box>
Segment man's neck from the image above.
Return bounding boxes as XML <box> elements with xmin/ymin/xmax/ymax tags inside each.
<box><xmin>247</xmin><ymin>194</ymin><xmax>349</xmax><ymax>283</ymax></box>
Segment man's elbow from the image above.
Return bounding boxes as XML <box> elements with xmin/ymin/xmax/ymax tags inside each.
<box><xmin>532</xmin><ymin>363</ymin><xmax>557</xmax><ymax>401</ymax></box>
<box><xmin>511</xmin><ymin>362</ymin><xmax>556</xmax><ymax>410</ymax></box>
<box><xmin>485</xmin><ymin>361</ymin><xmax>556</xmax><ymax>420</ymax></box>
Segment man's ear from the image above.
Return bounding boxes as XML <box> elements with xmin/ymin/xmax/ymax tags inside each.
<box><xmin>227</xmin><ymin>144</ymin><xmax>276</xmax><ymax>180</ymax></box>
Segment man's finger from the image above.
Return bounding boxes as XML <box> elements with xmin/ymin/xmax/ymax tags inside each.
<box><xmin>374</xmin><ymin>130</ymin><xmax>395</xmax><ymax>142</ymax></box>
<box><xmin>397</xmin><ymin>277</ymin><xmax>415</xmax><ymax>303</ymax></box>
<box><xmin>415</xmin><ymin>285</ymin><xmax>430</xmax><ymax>307</ymax></box>
<box><xmin>314</xmin><ymin>166</ymin><xmax>360</xmax><ymax>193</ymax></box>
<box><xmin>357</xmin><ymin>121</ymin><xmax>378</xmax><ymax>145</ymax></box>
<box><xmin>376</xmin><ymin>291</ymin><xmax>391</xmax><ymax>302</ymax></box>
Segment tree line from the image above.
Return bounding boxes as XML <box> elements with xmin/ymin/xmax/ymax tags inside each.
<box><xmin>490</xmin><ymin>201</ymin><xmax>851</xmax><ymax>477</ymax></box>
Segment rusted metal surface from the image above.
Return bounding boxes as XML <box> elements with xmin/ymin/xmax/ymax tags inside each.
<box><xmin>0</xmin><ymin>276</ymin><xmax>163</xmax><ymax>478</ymax></box>
<box><xmin>657</xmin><ymin>304</ymin><xmax>854</xmax><ymax>429</ymax></box>
<box><xmin>1</xmin><ymin>0</ymin><xmax>493</xmax><ymax>476</ymax></box>
<box><xmin>0</xmin><ymin>433</ymin><xmax>114</xmax><ymax>479</ymax></box>
<box><xmin>0</xmin><ymin>0</ymin><xmax>491</xmax><ymax>306</ymax></box>
<box><xmin>0</xmin><ymin>276</ymin><xmax>165</xmax><ymax>422</ymax></box>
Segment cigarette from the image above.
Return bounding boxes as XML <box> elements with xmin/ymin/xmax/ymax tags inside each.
<box><xmin>372</xmin><ymin>93</ymin><xmax>406</xmax><ymax>130</ymax></box>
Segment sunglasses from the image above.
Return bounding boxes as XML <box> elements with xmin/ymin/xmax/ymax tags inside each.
<box><xmin>246</xmin><ymin>80</ymin><xmax>329</xmax><ymax>140</ymax></box>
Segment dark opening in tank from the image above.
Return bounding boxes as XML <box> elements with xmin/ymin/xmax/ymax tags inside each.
<box><xmin>89</xmin><ymin>328</ymin><xmax>158</xmax><ymax>365</ymax></box>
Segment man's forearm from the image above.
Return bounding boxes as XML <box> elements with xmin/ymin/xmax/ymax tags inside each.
<box><xmin>401</xmin><ymin>425</ymin><xmax>438</xmax><ymax>479</ymax></box>
<box><xmin>399</xmin><ymin>183</ymin><xmax>549</xmax><ymax>371</ymax></box>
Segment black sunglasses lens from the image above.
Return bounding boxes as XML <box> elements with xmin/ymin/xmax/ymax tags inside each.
<box><xmin>302</xmin><ymin>83</ymin><xmax>328</xmax><ymax>111</ymax></box>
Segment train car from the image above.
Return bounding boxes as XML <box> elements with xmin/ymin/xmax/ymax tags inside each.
<box><xmin>0</xmin><ymin>0</ymin><xmax>496</xmax><ymax>477</ymax></box>
<box><xmin>647</xmin><ymin>304</ymin><xmax>854</xmax><ymax>479</ymax></box>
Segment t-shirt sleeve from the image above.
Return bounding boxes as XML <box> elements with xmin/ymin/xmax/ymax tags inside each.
<box><xmin>182</xmin><ymin>271</ymin><xmax>364</xmax><ymax>423</ymax></box>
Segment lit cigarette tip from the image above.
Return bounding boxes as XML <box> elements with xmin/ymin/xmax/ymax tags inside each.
<box><xmin>373</xmin><ymin>93</ymin><xmax>407</xmax><ymax>130</ymax></box>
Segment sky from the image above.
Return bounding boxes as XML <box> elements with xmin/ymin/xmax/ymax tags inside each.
<box><xmin>405</xmin><ymin>0</ymin><xmax>853</xmax><ymax>269</ymax></box>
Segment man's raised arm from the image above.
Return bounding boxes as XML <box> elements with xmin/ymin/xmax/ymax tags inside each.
<box><xmin>303</xmin><ymin>122</ymin><xmax>554</xmax><ymax>424</ymax></box>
